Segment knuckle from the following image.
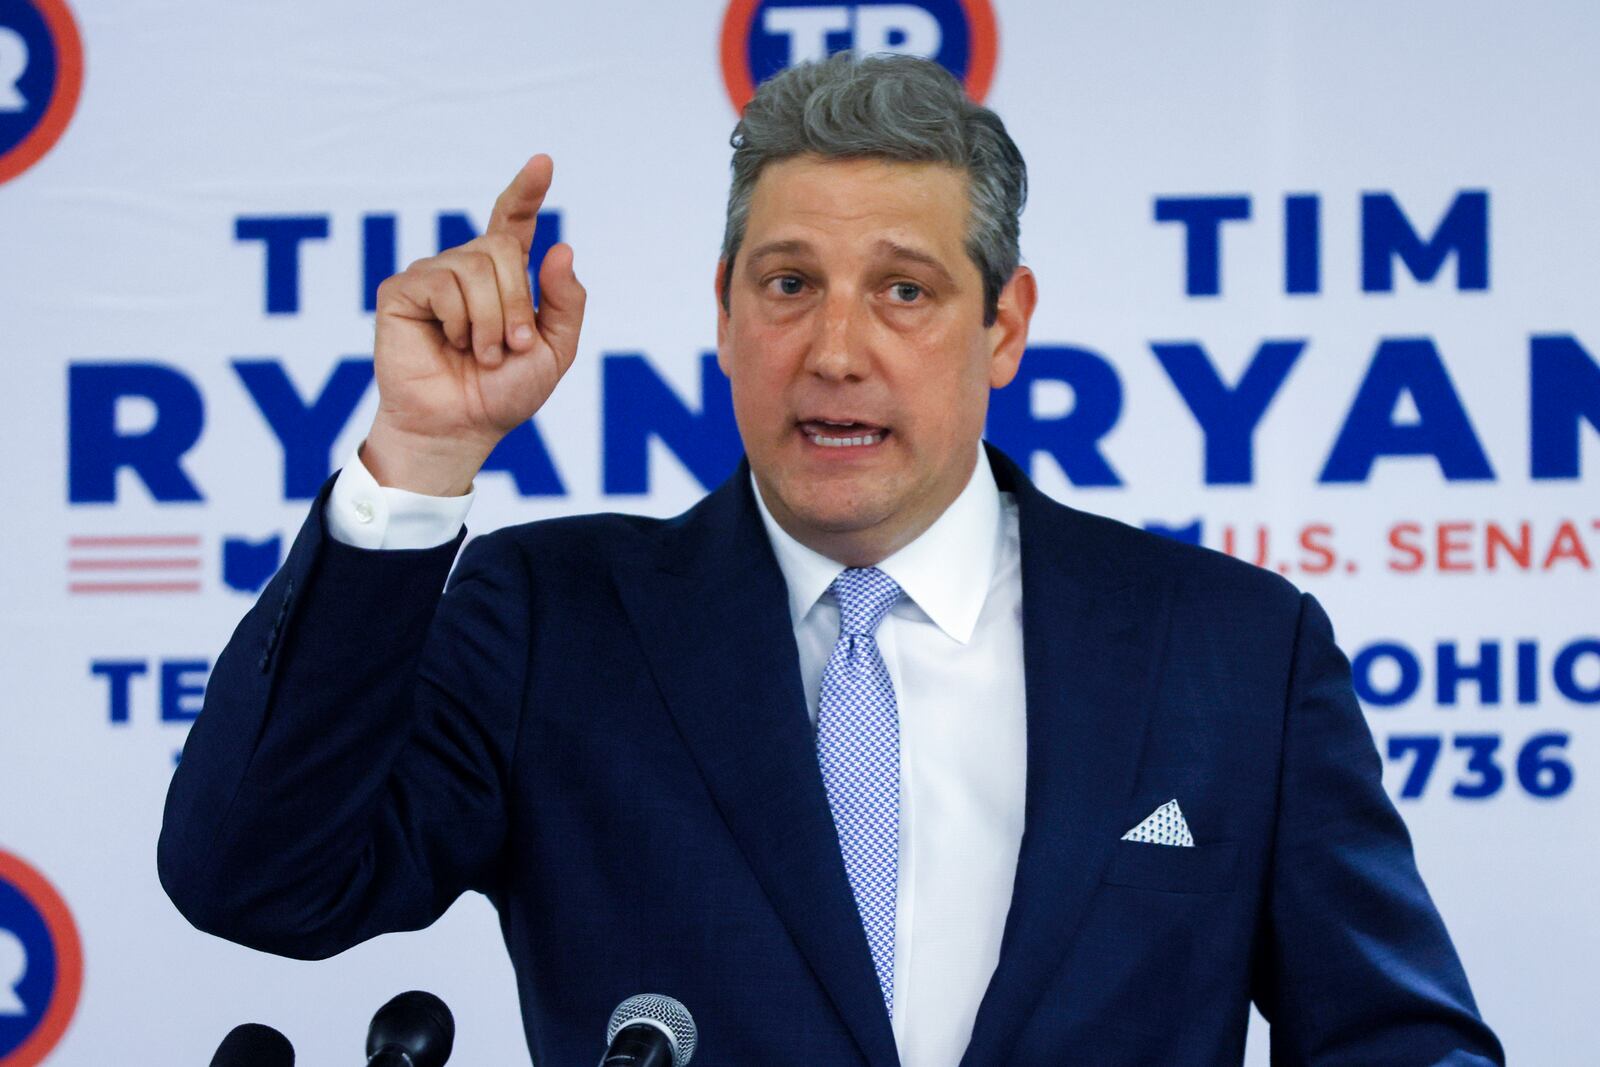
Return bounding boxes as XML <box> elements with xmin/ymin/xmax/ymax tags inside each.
<box><xmin>441</xmin><ymin>289</ymin><xmax>463</xmax><ymax>313</ymax></box>
<box><xmin>416</xmin><ymin>271</ymin><xmax>448</xmax><ymax>300</ymax></box>
<box><xmin>455</xmin><ymin>263</ymin><xmax>492</xmax><ymax>296</ymax></box>
<box><xmin>484</xmin><ymin>230</ymin><xmax>520</xmax><ymax>258</ymax></box>
<box><xmin>377</xmin><ymin>269</ymin><xmax>429</xmax><ymax>308</ymax></box>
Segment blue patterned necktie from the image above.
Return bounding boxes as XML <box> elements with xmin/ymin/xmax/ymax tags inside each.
<box><xmin>816</xmin><ymin>566</ymin><xmax>903</xmax><ymax>1016</ymax></box>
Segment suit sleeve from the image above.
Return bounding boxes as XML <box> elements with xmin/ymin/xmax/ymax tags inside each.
<box><xmin>1251</xmin><ymin>592</ymin><xmax>1504</xmax><ymax>1066</ymax></box>
<box><xmin>157</xmin><ymin>473</ymin><xmax>530</xmax><ymax>960</ymax></box>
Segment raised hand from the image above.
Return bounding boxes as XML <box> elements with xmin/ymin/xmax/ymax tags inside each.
<box><xmin>362</xmin><ymin>154</ymin><xmax>586</xmax><ymax>495</ymax></box>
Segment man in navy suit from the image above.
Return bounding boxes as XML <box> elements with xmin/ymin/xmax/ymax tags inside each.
<box><xmin>159</xmin><ymin>55</ymin><xmax>1502</xmax><ymax>1065</ymax></box>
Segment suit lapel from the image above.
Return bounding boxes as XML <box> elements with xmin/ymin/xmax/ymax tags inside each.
<box><xmin>613</xmin><ymin>464</ymin><xmax>900</xmax><ymax>1067</ymax></box>
<box><xmin>958</xmin><ymin>446</ymin><xmax>1174</xmax><ymax>1066</ymax></box>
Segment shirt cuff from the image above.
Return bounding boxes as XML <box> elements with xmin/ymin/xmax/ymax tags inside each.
<box><xmin>324</xmin><ymin>445</ymin><xmax>475</xmax><ymax>550</ymax></box>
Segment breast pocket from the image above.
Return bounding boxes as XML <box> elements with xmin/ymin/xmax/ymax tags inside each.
<box><xmin>1101</xmin><ymin>839</ymin><xmax>1240</xmax><ymax>894</ymax></box>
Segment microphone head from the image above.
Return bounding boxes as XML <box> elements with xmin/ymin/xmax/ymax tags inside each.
<box><xmin>367</xmin><ymin>990</ymin><xmax>455</xmax><ymax>1067</ymax></box>
<box><xmin>606</xmin><ymin>993</ymin><xmax>698</xmax><ymax>1067</ymax></box>
<box><xmin>210</xmin><ymin>1022</ymin><xmax>294</xmax><ymax>1067</ymax></box>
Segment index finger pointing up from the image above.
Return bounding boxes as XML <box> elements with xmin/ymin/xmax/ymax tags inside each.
<box><xmin>487</xmin><ymin>154</ymin><xmax>555</xmax><ymax>254</ymax></box>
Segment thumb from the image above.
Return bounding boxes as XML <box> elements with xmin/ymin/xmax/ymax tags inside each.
<box><xmin>535</xmin><ymin>243</ymin><xmax>586</xmax><ymax>371</ymax></box>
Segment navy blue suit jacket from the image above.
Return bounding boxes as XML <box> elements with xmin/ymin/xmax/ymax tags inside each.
<box><xmin>159</xmin><ymin>443</ymin><xmax>1501</xmax><ymax>1066</ymax></box>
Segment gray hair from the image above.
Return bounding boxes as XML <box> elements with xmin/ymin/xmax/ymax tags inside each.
<box><xmin>720</xmin><ymin>52</ymin><xmax>1027</xmax><ymax>326</ymax></box>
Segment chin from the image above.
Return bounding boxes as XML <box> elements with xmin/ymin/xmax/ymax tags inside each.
<box><xmin>777</xmin><ymin>478</ymin><xmax>898</xmax><ymax>534</ymax></box>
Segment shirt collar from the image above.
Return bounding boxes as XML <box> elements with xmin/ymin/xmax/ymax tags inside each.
<box><xmin>750</xmin><ymin>442</ymin><xmax>1004</xmax><ymax>645</ymax></box>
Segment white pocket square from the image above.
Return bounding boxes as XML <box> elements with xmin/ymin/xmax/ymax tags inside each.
<box><xmin>1121</xmin><ymin>799</ymin><xmax>1195</xmax><ymax>847</ymax></box>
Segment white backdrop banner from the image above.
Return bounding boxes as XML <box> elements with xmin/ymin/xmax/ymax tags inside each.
<box><xmin>1</xmin><ymin>1</ymin><xmax>1596</xmax><ymax>1063</ymax></box>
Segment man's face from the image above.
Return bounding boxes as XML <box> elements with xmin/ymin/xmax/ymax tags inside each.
<box><xmin>716</xmin><ymin>154</ymin><xmax>1034</xmax><ymax>564</ymax></box>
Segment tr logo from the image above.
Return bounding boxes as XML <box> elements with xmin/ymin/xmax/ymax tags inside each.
<box><xmin>0</xmin><ymin>850</ymin><xmax>82</xmax><ymax>1067</ymax></box>
<box><xmin>720</xmin><ymin>0</ymin><xmax>997</xmax><ymax>110</ymax></box>
<box><xmin>0</xmin><ymin>0</ymin><xmax>83</xmax><ymax>185</ymax></box>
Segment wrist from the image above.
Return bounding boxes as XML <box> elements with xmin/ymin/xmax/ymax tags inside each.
<box><xmin>360</xmin><ymin>421</ymin><xmax>489</xmax><ymax>497</ymax></box>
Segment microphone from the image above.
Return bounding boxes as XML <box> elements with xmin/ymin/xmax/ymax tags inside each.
<box><xmin>209</xmin><ymin>1022</ymin><xmax>294</xmax><ymax>1067</ymax></box>
<box><xmin>366</xmin><ymin>990</ymin><xmax>455</xmax><ymax>1067</ymax></box>
<box><xmin>601</xmin><ymin>993</ymin><xmax>698</xmax><ymax>1067</ymax></box>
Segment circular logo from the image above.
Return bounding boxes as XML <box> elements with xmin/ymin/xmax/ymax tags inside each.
<box><xmin>720</xmin><ymin>0</ymin><xmax>997</xmax><ymax>111</ymax></box>
<box><xmin>0</xmin><ymin>850</ymin><xmax>83</xmax><ymax>1067</ymax></box>
<box><xmin>0</xmin><ymin>0</ymin><xmax>84</xmax><ymax>185</ymax></box>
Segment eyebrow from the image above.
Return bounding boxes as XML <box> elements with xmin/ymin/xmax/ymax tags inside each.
<box><xmin>742</xmin><ymin>238</ymin><xmax>959</xmax><ymax>288</ymax></box>
<box><xmin>743</xmin><ymin>239</ymin><xmax>815</xmax><ymax>271</ymax></box>
<box><xmin>873</xmin><ymin>239</ymin><xmax>957</xmax><ymax>288</ymax></box>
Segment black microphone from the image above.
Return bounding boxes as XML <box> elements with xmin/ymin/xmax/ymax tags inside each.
<box><xmin>365</xmin><ymin>990</ymin><xmax>455</xmax><ymax>1067</ymax></box>
<box><xmin>601</xmin><ymin>994</ymin><xmax>698</xmax><ymax>1067</ymax></box>
<box><xmin>209</xmin><ymin>1022</ymin><xmax>294</xmax><ymax>1067</ymax></box>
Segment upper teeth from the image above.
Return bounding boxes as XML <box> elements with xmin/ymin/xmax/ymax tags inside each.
<box><xmin>811</xmin><ymin>433</ymin><xmax>881</xmax><ymax>447</ymax></box>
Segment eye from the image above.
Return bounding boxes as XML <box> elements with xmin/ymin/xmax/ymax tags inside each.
<box><xmin>767</xmin><ymin>274</ymin><xmax>806</xmax><ymax>296</ymax></box>
<box><xmin>888</xmin><ymin>281</ymin><xmax>924</xmax><ymax>303</ymax></box>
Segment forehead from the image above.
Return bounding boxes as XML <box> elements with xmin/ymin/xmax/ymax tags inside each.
<box><xmin>744</xmin><ymin>155</ymin><xmax>970</xmax><ymax>258</ymax></box>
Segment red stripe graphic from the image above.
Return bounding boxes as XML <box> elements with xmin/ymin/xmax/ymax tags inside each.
<box><xmin>68</xmin><ymin>581</ymin><xmax>203</xmax><ymax>594</ymax></box>
<box><xmin>68</xmin><ymin>532</ymin><xmax>206</xmax><ymax>593</ymax></box>
<box><xmin>68</xmin><ymin>558</ymin><xmax>201</xmax><ymax>571</ymax></box>
<box><xmin>68</xmin><ymin>535</ymin><xmax>202</xmax><ymax>548</ymax></box>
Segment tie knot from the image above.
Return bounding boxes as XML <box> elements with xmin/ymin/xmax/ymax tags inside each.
<box><xmin>830</xmin><ymin>567</ymin><xmax>902</xmax><ymax>637</ymax></box>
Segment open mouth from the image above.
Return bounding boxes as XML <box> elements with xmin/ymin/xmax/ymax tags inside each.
<box><xmin>798</xmin><ymin>419</ymin><xmax>890</xmax><ymax>448</ymax></box>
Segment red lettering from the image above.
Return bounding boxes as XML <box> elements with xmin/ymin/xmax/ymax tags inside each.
<box><xmin>1542</xmin><ymin>521</ymin><xmax>1593</xmax><ymax>570</ymax></box>
<box><xmin>1437</xmin><ymin>521</ymin><xmax>1473</xmax><ymax>572</ymax></box>
<box><xmin>1388</xmin><ymin>522</ymin><xmax>1424</xmax><ymax>572</ymax></box>
<box><xmin>1251</xmin><ymin>526</ymin><xmax>1269</xmax><ymax>567</ymax></box>
<box><xmin>1299</xmin><ymin>523</ymin><xmax>1336</xmax><ymax>574</ymax></box>
<box><xmin>1485</xmin><ymin>521</ymin><xmax>1531</xmax><ymax>571</ymax></box>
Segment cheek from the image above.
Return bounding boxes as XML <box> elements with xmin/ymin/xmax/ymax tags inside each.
<box><xmin>730</xmin><ymin>376</ymin><xmax>781</xmax><ymax>433</ymax></box>
<box><xmin>725</xmin><ymin>329</ymin><xmax>797</xmax><ymax>435</ymax></box>
<box><xmin>888</xmin><ymin>338</ymin><xmax>991</xmax><ymax>437</ymax></box>
<box><xmin>729</xmin><ymin>314</ymin><xmax>810</xmax><ymax>368</ymax></box>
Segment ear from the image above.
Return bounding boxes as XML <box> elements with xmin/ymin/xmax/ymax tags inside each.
<box><xmin>714</xmin><ymin>258</ymin><xmax>732</xmax><ymax>376</ymax></box>
<box><xmin>986</xmin><ymin>265</ymin><xmax>1037</xmax><ymax>389</ymax></box>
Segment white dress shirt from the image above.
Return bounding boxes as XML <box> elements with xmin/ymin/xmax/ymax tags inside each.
<box><xmin>326</xmin><ymin>444</ymin><xmax>477</xmax><ymax>550</ymax></box>
<box><xmin>324</xmin><ymin>444</ymin><xmax>1029</xmax><ymax>1067</ymax></box>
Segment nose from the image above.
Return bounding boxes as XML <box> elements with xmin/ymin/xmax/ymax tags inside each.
<box><xmin>802</xmin><ymin>288</ymin><xmax>870</xmax><ymax>382</ymax></box>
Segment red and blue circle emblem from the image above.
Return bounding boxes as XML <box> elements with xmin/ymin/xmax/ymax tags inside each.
<box><xmin>0</xmin><ymin>850</ymin><xmax>83</xmax><ymax>1067</ymax></box>
<box><xmin>720</xmin><ymin>0</ymin><xmax>998</xmax><ymax>111</ymax></box>
<box><xmin>0</xmin><ymin>0</ymin><xmax>84</xmax><ymax>185</ymax></box>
